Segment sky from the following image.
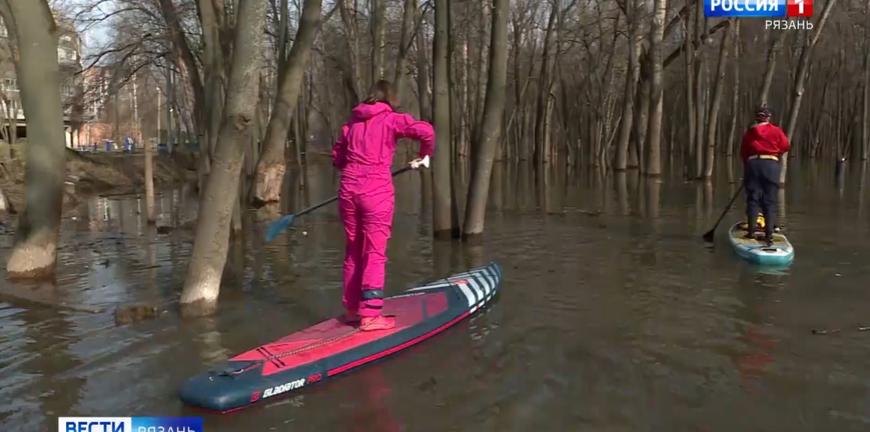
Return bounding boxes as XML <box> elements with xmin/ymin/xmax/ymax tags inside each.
<box><xmin>59</xmin><ymin>0</ymin><xmax>115</xmax><ymax>57</ymax></box>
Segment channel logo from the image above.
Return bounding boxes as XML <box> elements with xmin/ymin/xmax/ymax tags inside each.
<box><xmin>58</xmin><ymin>417</ymin><xmax>203</xmax><ymax>432</ymax></box>
<box><xmin>705</xmin><ymin>0</ymin><xmax>813</xmax><ymax>17</ymax></box>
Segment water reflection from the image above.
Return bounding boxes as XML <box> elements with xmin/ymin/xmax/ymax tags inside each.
<box><xmin>1</xmin><ymin>157</ymin><xmax>869</xmax><ymax>430</ymax></box>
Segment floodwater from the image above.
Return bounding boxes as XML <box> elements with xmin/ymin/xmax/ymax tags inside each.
<box><xmin>1</xmin><ymin>156</ymin><xmax>869</xmax><ymax>431</ymax></box>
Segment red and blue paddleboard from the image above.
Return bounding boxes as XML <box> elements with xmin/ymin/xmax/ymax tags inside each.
<box><xmin>179</xmin><ymin>263</ymin><xmax>502</xmax><ymax>412</ymax></box>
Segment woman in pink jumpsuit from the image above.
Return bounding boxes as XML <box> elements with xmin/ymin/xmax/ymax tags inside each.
<box><xmin>331</xmin><ymin>81</ymin><xmax>435</xmax><ymax>331</ymax></box>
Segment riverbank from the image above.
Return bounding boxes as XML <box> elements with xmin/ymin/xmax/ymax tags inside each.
<box><xmin>0</xmin><ymin>144</ymin><xmax>197</xmax><ymax>214</ymax></box>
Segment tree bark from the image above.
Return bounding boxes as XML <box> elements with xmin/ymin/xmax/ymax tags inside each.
<box><xmin>462</xmin><ymin>0</ymin><xmax>508</xmax><ymax>241</ymax></box>
<box><xmin>644</xmin><ymin>0</ymin><xmax>667</xmax><ymax>177</ymax></box>
<box><xmin>182</xmin><ymin>0</ymin><xmax>266</xmax><ymax>308</ymax></box>
<box><xmin>370</xmin><ymin>0</ymin><xmax>386</xmax><ymax>82</ymax></box>
<box><xmin>632</xmin><ymin>70</ymin><xmax>649</xmax><ymax>170</ymax></box>
<box><xmin>692</xmin><ymin>6</ymin><xmax>706</xmax><ymax>179</ymax></box>
<box><xmin>414</xmin><ymin>16</ymin><xmax>432</xmax><ymax>120</ymax></box>
<box><xmin>615</xmin><ymin>0</ymin><xmax>640</xmax><ymax>171</ymax></box>
<box><xmin>135</xmin><ymin>76</ymin><xmax>155</xmax><ymax>224</ymax></box>
<box><xmin>534</xmin><ymin>6</ymin><xmax>557</xmax><ymax>167</ymax></box>
<box><xmin>393</xmin><ymin>0</ymin><xmax>417</xmax><ymax>98</ymax></box>
<box><xmin>197</xmin><ymin>0</ymin><xmax>227</xmax><ymax>182</ymax></box>
<box><xmin>684</xmin><ymin>13</ymin><xmax>696</xmax><ymax>175</ymax></box>
<box><xmin>726</xmin><ymin>20</ymin><xmax>740</xmax><ymax>159</ymax></box>
<box><xmin>251</xmin><ymin>0</ymin><xmax>322</xmax><ymax>205</ymax></box>
<box><xmin>703</xmin><ymin>21</ymin><xmax>731</xmax><ymax>178</ymax></box>
<box><xmin>759</xmin><ymin>32</ymin><xmax>786</xmax><ymax>107</ymax></box>
<box><xmin>338</xmin><ymin>0</ymin><xmax>363</xmax><ymax>101</ymax></box>
<box><xmin>863</xmin><ymin>0</ymin><xmax>870</xmax><ymax>161</ymax></box>
<box><xmin>782</xmin><ymin>0</ymin><xmax>838</xmax><ymax>185</ymax></box>
<box><xmin>432</xmin><ymin>0</ymin><xmax>455</xmax><ymax>239</ymax></box>
<box><xmin>1</xmin><ymin>0</ymin><xmax>66</xmax><ymax>279</ymax></box>
<box><xmin>276</xmin><ymin>0</ymin><xmax>290</xmax><ymax>68</ymax></box>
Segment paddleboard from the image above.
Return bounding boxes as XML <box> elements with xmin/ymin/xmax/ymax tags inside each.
<box><xmin>728</xmin><ymin>222</ymin><xmax>794</xmax><ymax>266</ymax></box>
<box><xmin>179</xmin><ymin>263</ymin><xmax>502</xmax><ymax>412</ymax></box>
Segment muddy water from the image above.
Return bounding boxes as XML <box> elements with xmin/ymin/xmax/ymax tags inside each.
<box><xmin>2</xmin><ymin>158</ymin><xmax>870</xmax><ymax>431</ymax></box>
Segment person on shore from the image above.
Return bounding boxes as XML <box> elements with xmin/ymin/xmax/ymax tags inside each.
<box><xmin>740</xmin><ymin>105</ymin><xmax>790</xmax><ymax>246</ymax></box>
<box><xmin>331</xmin><ymin>80</ymin><xmax>434</xmax><ymax>331</ymax></box>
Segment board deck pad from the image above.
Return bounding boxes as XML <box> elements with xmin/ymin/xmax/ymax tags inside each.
<box><xmin>179</xmin><ymin>263</ymin><xmax>502</xmax><ymax>412</ymax></box>
<box><xmin>727</xmin><ymin>223</ymin><xmax>794</xmax><ymax>266</ymax></box>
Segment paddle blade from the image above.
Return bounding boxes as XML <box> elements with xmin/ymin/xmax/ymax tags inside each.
<box><xmin>702</xmin><ymin>229</ymin><xmax>715</xmax><ymax>243</ymax></box>
<box><xmin>265</xmin><ymin>214</ymin><xmax>296</xmax><ymax>242</ymax></box>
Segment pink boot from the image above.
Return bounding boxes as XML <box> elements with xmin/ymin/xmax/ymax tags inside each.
<box><xmin>360</xmin><ymin>315</ymin><xmax>396</xmax><ymax>331</ymax></box>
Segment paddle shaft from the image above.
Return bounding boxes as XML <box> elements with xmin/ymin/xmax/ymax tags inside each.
<box><xmin>704</xmin><ymin>184</ymin><xmax>744</xmax><ymax>240</ymax></box>
<box><xmin>291</xmin><ymin>165</ymin><xmax>414</xmax><ymax>219</ymax></box>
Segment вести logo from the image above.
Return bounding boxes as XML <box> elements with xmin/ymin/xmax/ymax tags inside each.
<box><xmin>58</xmin><ymin>417</ymin><xmax>203</xmax><ymax>432</ymax></box>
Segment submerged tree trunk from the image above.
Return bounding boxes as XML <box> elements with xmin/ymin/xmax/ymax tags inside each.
<box><xmin>181</xmin><ymin>0</ymin><xmax>266</xmax><ymax>308</ymax></box>
<box><xmin>615</xmin><ymin>0</ymin><xmax>640</xmax><ymax>171</ymax></box>
<box><xmin>632</xmin><ymin>71</ymin><xmax>649</xmax><ymax>170</ymax></box>
<box><xmin>782</xmin><ymin>0</ymin><xmax>838</xmax><ymax>185</ymax></box>
<box><xmin>863</xmin><ymin>0</ymin><xmax>870</xmax><ymax>161</ymax></box>
<box><xmin>251</xmin><ymin>0</ymin><xmax>322</xmax><ymax>205</ymax></box>
<box><xmin>692</xmin><ymin>7</ymin><xmax>706</xmax><ymax>179</ymax></box>
<box><xmin>644</xmin><ymin>0</ymin><xmax>667</xmax><ymax>177</ymax></box>
<box><xmin>1</xmin><ymin>0</ymin><xmax>66</xmax><ymax>279</ymax></box>
<box><xmin>463</xmin><ymin>0</ymin><xmax>508</xmax><ymax>240</ymax></box>
<box><xmin>704</xmin><ymin>21</ymin><xmax>731</xmax><ymax>178</ymax></box>
<box><xmin>684</xmin><ymin>13</ymin><xmax>696</xmax><ymax>176</ymax></box>
<box><xmin>135</xmin><ymin>76</ymin><xmax>155</xmax><ymax>224</ymax></box>
<box><xmin>534</xmin><ymin>6</ymin><xmax>557</xmax><ymax>167</ymax></box>
<box><xmin>432</xmin><ymin>0</ymin><xmax>455</xmax><ymax>239</ymax></box>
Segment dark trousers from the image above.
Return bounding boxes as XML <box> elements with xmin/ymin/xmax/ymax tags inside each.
<box><xmin>744</xmin><ymin>158</ymin><xmax>781</xmax><ymax>238</ymax></box>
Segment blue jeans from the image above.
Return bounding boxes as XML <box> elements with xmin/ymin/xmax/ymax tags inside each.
<box><xmin>744</xmin><ymin>158</ymin><xmax>781</xmax><ymax>238</ymax></box>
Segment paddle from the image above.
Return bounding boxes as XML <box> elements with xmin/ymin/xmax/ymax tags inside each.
<box><xmin>702</xmin><ymin>184</ymin><xmax>744</xmax><ymax>243</ymax></box>
<box><xmin>264</xmin><ymin>156</ymin><xmax>430</xmax><ymax>242</ymax></box>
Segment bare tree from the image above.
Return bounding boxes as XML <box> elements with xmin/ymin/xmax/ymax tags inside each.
<box><xmin>392</xmin><ymin>0</ymin><xmax>417</xmax><ymax>97</ymax></box>
<box><xmin>370</xmin><ymin>0</ymin><xmax>386</xmax><ymax>82</ymax></box>
<box><xmin>863</xmin><ymin>0</ymin><xmax>870</xmax><ymax>161</ymax></box>
<box><xmin>703</xmin><ymin>20</ymin><xmax>731</xmax><ymax>178</ymax></box>
<box><xmin>615</xmin><ymin>0</ymin><xmax>641</xmax><ymax>171</ymax></box>
<box><xmin>782</xmin><ymin>0</ymin><xmax>838</xmax><ymax>185</ymax></box>
<box><xmin>643</xmin><ymin>0</ymin><xmax>667</xmax><ymax>176</ymax></box>
<box><xmin>0</xmin><ymin>0</ymin><xmax>66</xmax><ymax>279</ymax></box>
<box><xmin>181</xmin><ymin>0</ymin><xmax>267</xmax><ymax>308</ymax></box>
<box><xmin>251</xmin><ymin>0</ymin><xmax>323</xmax><ymax>205</ymax></box>
<box><xmin>463</xmin><ymin>0</ymin><xmax>508</xmax><ymax>240</ymax></box>
<box><xmin>432</xmin><ymin>0</ymin><xmax>455</xmax><ymax>239</ymax></box>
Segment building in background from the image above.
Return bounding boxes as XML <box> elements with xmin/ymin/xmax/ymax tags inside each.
<box><xmin>0</xmin><ymin>17</ymin><xmax>85</xmax><ymax>148</ymax></box>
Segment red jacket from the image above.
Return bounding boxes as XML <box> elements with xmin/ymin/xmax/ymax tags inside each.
<box><xmin>740</xmin><ymin>123</ymin><xmax>790</xmax><ymax>162</ymax></box>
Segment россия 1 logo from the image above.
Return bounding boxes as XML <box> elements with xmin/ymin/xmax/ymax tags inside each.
<box><xmin>705</xmin><ymin>0</ymin><xmax>813</xmax><ymax>17</ymax></box>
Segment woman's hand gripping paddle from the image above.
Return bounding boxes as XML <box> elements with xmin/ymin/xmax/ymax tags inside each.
<box><xmin>264</xmin><ymin>156</ymin><xmax>430</xmax><ymax>242</ymax></box>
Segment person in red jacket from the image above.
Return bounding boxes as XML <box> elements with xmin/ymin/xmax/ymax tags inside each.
<box><xmin>740</xmin><ymin>105</ymin><xmax>790</xmax><ymax>245</ymax></box>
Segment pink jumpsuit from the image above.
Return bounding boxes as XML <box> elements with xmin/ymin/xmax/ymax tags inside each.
<box><xmin>331</xmin><ymin>102</ymin><xmax>435</xmax><ymax>317</ymax></box>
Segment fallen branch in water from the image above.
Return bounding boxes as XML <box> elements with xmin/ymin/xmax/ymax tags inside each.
<box><xmin>810</xmin><ymin>326</ymin><xmax>870</xmax><ymax>335</ymax></box>
<box><xmin>114</xmin><ymin>299</ymin><xmax>177</xmax><ymax>325</ymax></box>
